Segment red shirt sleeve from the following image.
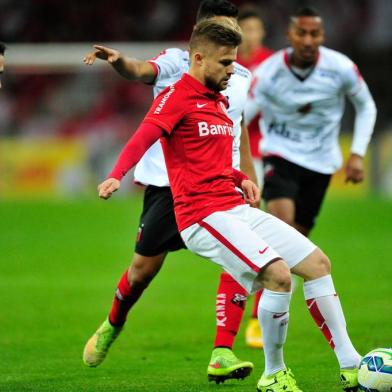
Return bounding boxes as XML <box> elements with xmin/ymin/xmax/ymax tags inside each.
<box><xmin>108</xmin><ymin>123</ymin><xmax>163</xmax><ymax>180</ymax></box>
<box><xmin>143</xmin><ymin>84</ymin><xmax>186</xmax><ymax>134</ymax></box>
<box><xmin>232</xmin><ymin>169</ymin><xmax>249</xmax><ymax>188</ymax></box>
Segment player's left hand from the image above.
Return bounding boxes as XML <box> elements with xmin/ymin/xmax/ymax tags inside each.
<box><xmin>241</xmin><ymin>179</ymin><xmax>260</xmax><ymax>207</ymax></box>
<box><xmin>345</xmin><ymin>153</ymin><xmax>365</xmax><ymax>184</ymax></box>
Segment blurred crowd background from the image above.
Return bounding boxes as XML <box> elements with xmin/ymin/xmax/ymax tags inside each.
<box><xmin>1</xmin><ymin>0</ymin><xmax>392</xmax><ymax>198</ymax></box>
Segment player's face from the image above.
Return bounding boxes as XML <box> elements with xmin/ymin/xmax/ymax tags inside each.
<box><xmin>288</xmin><ymin>16</ymin><xmax>324</xmax><ymax>66</ymax></box>
<box><xmin>0</xmin><ymin>55</ymin><xmax>4</xmax><ymax>89</ymax></box>
<box><xmin>203</xmin><ymin>45</ymin><xmax>237</xmax><ymax>92</ymax></box>
<box><xmin>239</xmin><ymin>17</ymin><xmax>265</xmax><ymax>50</ymax></box>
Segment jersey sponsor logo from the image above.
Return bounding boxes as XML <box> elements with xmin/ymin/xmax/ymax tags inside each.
<box><xmin>198</xmin><ymin>121</ymin><xmax>233</xmax><ymax>137</ymax></box>
<box><xmin>196</xmin><ymin>102</ymin><xmax>207</xmax><ymax>108</ymax></box>
<box><xmin>258</xmin><ymin>246</ymin><xmax>269</xmax><ymax>254</ymax></box>
<box><xmin>154</xmin><ymin>85</ymin><xmax>175</xmax><ymax>114</ymax></box>
<box><xmin>267</xmin><ymin>122</ymin><xmax>301</xmax><ymax>142</ymax></box>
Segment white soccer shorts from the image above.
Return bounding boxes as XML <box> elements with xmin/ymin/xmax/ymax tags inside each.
<box><xmin>181</xmin><ymin>204</ymin><xmax>316</xmax><ymax>294</ymax></box>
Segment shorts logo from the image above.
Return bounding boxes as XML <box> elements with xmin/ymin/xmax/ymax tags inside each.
<box><xmin>231</xmin><ymin>293</ymin><xmax>247</xmax><ymax>309</ymax></box>
<box><xmin>273</xmin><ymin>312</ymin><xmax>287</xmax><ymax>319</ymax></box>
<box><xmin>258</xmin><ymin>246</ymin><xmax>269</xmax><ymax>254</ymax></box>
<box><xmin>136</xmin><ymin>223</ymin><xmax>144</xmax><ymax>242</ymax></box>
<box><xmin>264</xmin><ymin>163</ymin><xmax>274</xmax><ymax>178</ymax></box>
<box><xmin>196</xmin><ymin>103</ymin><xmax>207</xmax><ymax>108</ymax></box>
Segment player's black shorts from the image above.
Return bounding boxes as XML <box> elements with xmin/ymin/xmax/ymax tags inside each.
<box><xmin>135</xmin><ymin>185</ymin><xmax>186</xmax><ymax>257</ymax></box>
<box><xmin>262</xmin><ymin>156</ymin><xmax>331</xmax><ymax>230</ymax></box>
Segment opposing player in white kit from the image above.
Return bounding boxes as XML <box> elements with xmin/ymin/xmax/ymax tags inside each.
<box><xmin>94</xmin><ymin>18</ymin><xmax>362</xmax><ymax>391</ymax></box>
<box><xmin>83</xmin><ymin>0</ymin><xmax>258</xmax><ymax>384</ymax></box>
<box><xmin>246</xmin><ymin>6</ymin><xmax>376</xmax><ymax>237</ymax></box>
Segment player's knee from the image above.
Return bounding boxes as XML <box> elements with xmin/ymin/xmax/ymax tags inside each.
<box><xmin>307</xmin><ymin>248</ymin><xmax>331</xmax><ymax>278</ymax></box>
<box><xmin>261</xmin><ymin>259</ymin><xmax>292</xmax><ymax>292</ymax></box>
<box><xmin>318</xmin><ymin>250</ymin><xmax>331</xmax><ymax>274</ymax></box>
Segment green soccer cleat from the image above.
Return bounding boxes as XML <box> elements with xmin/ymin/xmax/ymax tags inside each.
<box><xmin>257</xmin><ymin>368</ymin><xmax>303</xmax><ymax>392</ymax></box>
<box><xmin>83</xmin><ymin>318</ymin><xmax>123</xmax><ymax>367</ymax></box>
<box><xmin>340</xmin><ymin>368</ymin><xmax>359</xmax><ymax>391</ymax></box>
<box><xmin>207</xmin><ymin>347</ymin><xmax>254</xmax><ymax>384</ymax></box>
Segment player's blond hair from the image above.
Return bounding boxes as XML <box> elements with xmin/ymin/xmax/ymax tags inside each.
<box><xmin>189</xmin><ymin>17</ymin><xmax>242</xmax><ymax>54</ymax></box>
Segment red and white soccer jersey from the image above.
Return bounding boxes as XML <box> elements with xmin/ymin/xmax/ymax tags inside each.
<box><xmin>248</xmin><ymin>46</ymin><xmax>377</xmax><ymax>174</ymax></box>
<box><xmin>143</xmin><ymin>73</ymin><xmax>246</xmax><ymax>231</ymax></box>
<box><xmin>134</xmin><ymin>48</ymin><xmax>252</xmax><ymax>186</ymax></box>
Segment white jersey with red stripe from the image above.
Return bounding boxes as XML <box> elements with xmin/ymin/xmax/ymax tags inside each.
<box><xmin>248</xmin><ymin>46</ymin><xmax>376</xmax><ymax>174</ymax></box>
<box><xmin>134</xmin><ymin>48</ymin><xmax>252</xmax><ymax>186</ymax></box>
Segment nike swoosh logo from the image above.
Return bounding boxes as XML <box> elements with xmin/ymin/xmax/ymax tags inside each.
<box><xmin>258</xmin><ymin>247</ymin><xmax>269</xmax><ymax>254</ymax></box>
<box><xmin>272</xmin><ymin>312</ymin><xmax>287</xmax><ymax>319</ymax></box>
<box><xmin>197</xmin><ymin>103</ymin><xmax>207</xmax><ymax>108</ymax></box>
<box><xmin>209</xmin><ymin>362</ymin><xmax>221</xmax><ymax>369</ymax></box>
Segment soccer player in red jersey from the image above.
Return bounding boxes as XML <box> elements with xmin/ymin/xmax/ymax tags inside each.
<box><xmin>0</xmin><ymin>42</ymin><xmax>6</xmax><ymax>89</ymax></box>
<box><xmin>88</xmin><ymin>18</ymin><xmax>361</xmax><ymax>391</ymax></box>
<box><xmin>83</xmin><ymin>0</ymin><xmax>259</xmax><ymax>383</ymax></box>
<box><xmin>235</xmin><ymin>5</ymin><xmax>275</xmax><ymax>350</ymax></box>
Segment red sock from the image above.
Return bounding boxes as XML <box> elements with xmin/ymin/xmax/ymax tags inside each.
<box><xmin>214</xmin><ymin>272</ymin><xmax>248</xmax><ymax>349</ymax></box>
<box><xmin>251</xmin><ymin>289</ymin><xmax>263</xmax><ymax>318</ymax></box>
<box><xmin>108</xmin><ymin>270</ymin><xmax>144</xmax><ymax>326</ymax></box>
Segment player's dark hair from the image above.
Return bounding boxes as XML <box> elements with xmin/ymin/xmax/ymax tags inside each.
<box><xmin>0</xmin><ymin>42</ymin><xmax>6</xmax><ymax>55</ymax></box>
<box><xmin>190</xmin><ymin>18</ymin><xmax>242</xmax><ymax>54</ymax></box>
<box><xmin>237</xmin><ymin>5</ymin><xmax>263</xmax><ymax>23</ymax></box>
<box><xmin>290</xmin><ymin>6</ymin><xmax>322</xmax><ymax>26</ymax></box>
<box><xmin>291</xmin><ymin>6</ymin><xmax>321</xmax><ymax>19</ymax></box>
<box><xmin>196</xmin><ymin>0</ymin><xmax>239</xmax><ymax>22</ymax></box>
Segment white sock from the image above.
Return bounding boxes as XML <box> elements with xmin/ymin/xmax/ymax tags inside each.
<box><xmin>258</xmin><ymin>288</ymin><xmax>291</xmax><ymax>375</ymax></box>
<box><xmin>304</xmin><ymin>275</ymin><xmax>361</xmax><ymax>368</ymax></box>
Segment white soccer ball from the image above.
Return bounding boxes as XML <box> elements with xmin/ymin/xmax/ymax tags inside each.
<box><xmin>358</xmin><ymin>348</ymin><xmax>392</xmax><ymax>391</ymax></box>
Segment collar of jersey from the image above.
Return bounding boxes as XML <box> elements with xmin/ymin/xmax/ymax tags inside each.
<box><xmin>181</xmin><ymin>73</ymin><xmax>224</xmax><ymax>101</ymax></box>
<box><xmin>283</xmin><ymin>48</ymin><xmax>320</xmax><ymax>81</ymax></box>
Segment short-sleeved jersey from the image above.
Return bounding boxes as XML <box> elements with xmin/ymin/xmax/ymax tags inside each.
<box><xmin>143</xmin><ymin>73</ymin><xmax>245</xmax><ymax>231</ymax></box>
<box><xmin>251</xmin><ymin>46</ymin><xmax>369</xmax><ymax>174</ymax></box>
<box><xmin>134</xmin><ymin>48</ymin><xmax>252</xmax><ymax>186</ymax></box>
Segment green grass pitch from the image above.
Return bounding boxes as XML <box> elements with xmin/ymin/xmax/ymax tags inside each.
<box><xmin>0</xmin><ymin>195</ymin><xmax>391</xmax><ymax>391</ymax></box>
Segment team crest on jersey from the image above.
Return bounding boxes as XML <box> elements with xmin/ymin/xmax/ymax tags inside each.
<box><xmin>219</xmin><ymin>101</ymin><xmax>228</xmax><ymax>115</ymax></box>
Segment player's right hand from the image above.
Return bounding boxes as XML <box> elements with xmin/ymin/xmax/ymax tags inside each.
<box><xmin>83</xmin><ymin>45</ymin><xmax>121</xmax><ymax>65</ymax></box>
<box><xmin>98</xmin><ymin>178</ymin><xmax>121</xmax><ymax>200</ymax></box>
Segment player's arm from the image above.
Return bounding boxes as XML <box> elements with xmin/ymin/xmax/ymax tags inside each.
<box><xmin>239</xmin><ymin>119</ymin><xmax>258</xmax><ymax>185</ymax></box>
<box><xmin>84</xmin><ymin>45</ymin><xmax>157</xmax><ymax>84</ymax></box>
<box><xmin>345</xmin><ymin>67</ymin><xmax>377</xmax><ymax>184</ymax></box>
<box><xmin>98</xmin><ymin>123</ymin><xmax>163</xmax><ymax>199</ymax></box>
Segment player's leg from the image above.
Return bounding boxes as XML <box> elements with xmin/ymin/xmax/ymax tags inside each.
<box><xmin>83</xmin><ymin>252</ymin><xmax>166</xmax><ymax>367</ymax></box>
<box><xmin>208</xmin><ymin>271</ymin><xmax>251</xmax><ymax>383</ymax></box>
<box><xmin>254</xmin><ymin>204</ymin><xmax>360</xmax><ymax>391</ymax></box>
<box><xmin>83</xmin><ymin>186</ymin><xmax>183</xmax><ymax>367</ymax></box>
<box><xmin>292</xmin><ymin>251</ymin><xmax>361</xmax><ymax>391</ymax></box>
<box><xmin>181</xmin><ymin>206</ymin><xmax>302</xmax><ymax>390</ymax></box>
<box><xmin>244</xmin><ymin>156</ymin><xmax>300</xmax><ymax>348</ymax></box>
<box><xmin>294</xmin><ymin>171</ymin><xmax>361</xmax><ymax>387</ymax></box>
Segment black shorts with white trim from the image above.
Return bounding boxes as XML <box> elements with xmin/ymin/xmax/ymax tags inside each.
<box><xmin>262</xmin><ymin>156</ymin><xmax>331</xmax><ymax>230</ymax></box>
<box><xmin>135</xmin><ymin>185</ymin><xmax>186</xmax><ymax>256</ymax></box>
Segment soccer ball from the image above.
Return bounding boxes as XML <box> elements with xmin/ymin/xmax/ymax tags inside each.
<box><xmin>358</xmin><ymin>348</ymin><xmax>392</xmax><ymax>391</ymax></box>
